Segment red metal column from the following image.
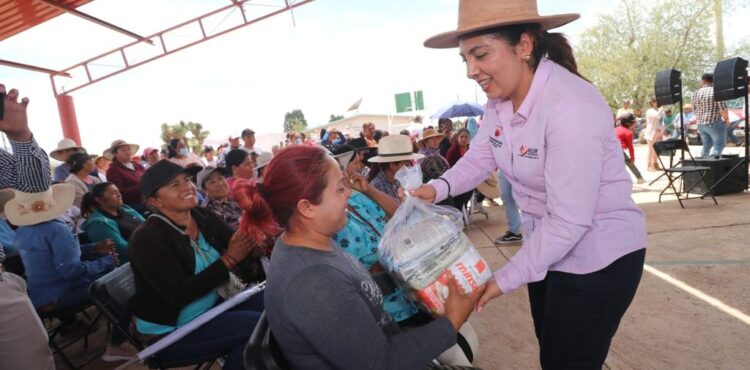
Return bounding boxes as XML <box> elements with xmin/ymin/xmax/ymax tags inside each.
<box><xmin>56</xmin><ymin>94</ymin><xmax>82</xmax><ymax>146</ymax></box>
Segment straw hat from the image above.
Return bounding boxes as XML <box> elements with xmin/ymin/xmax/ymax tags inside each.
<box><xmin>368</xmin><ymin>135</ymin><xmax>424</xmax><ymax>163</ymax></box>
<box><xmin>4</xmin><ymin>184</ymin><xmax>75</xmax><ymax>226</ymax></box>
<box><xmin>255</xmin><ymin>152</ymin><xmax>274</xmax><ymax>170</ymax></box>
<box><xmin>49</xmin><ymin>139</ymin><xmax>83</xmax><ymax>161</ymax></box>
<box><xmin>103</xmin><ymin>139</ymin><xmax>139</xmax><ymax>160</ymax></box>
<box><xmin>418</xmin><ymin>128</ymin><xmax>444</xmax><ymax>144</ymax></box>
<box><xmin>424</xmin><ymin>0</ymin><xmax>580</xmax><ymax>49</ymax></box>
<box><xmin>476</xmin><ymin>173</ymin><xmax>500</xmax><ymax>199</ymax></box>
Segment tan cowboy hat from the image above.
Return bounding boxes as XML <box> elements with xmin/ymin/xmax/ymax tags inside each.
<box><xmin>4</xmin><ymin>184</ymin><xmax>75</xmax><ymax>226</ymax></box>
<box><xmin>49</xmin><ymin>138</ymin><xmax>83</xmax><ymax>161</ymax></box>
<box><xmin>103</xmin><ymin>139</ymin><xmax>139</xmax><ymax>160</ymax></box>
<box><xmin>254</xmin><ymin>152</ymin><xmax>274</xmax><ymax>170</ymax></box>
<box><xmin>476</xmin><ymin>173</ymin><xmax>500</xmax><ymax>199</ymax></box>
<box><xmin>418</xmin><ymin>128</ymin><xmax>444</xmax><ymax>144</ymax></box>
<box><xmin>368</xmin><ymin>135</ymin><xmax>425</xmax><ymax>163</ymax></box>
<box><xmin>424</xmin><ymin>0</ymin><xmax>580</xmax><ymax>49</ymax></box>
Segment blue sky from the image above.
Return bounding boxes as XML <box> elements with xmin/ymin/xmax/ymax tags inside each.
<box><xmin>1</xmin><ymin>0</ymin><xmax>747</xmax><ymax>155</ymax></box>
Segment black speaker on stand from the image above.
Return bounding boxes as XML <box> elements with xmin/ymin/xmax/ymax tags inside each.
<box><xmin>650</xmin><ymin>68</ymin><xmax>686</xmax><ymax>186</ymax></box>
<box><xmin>710</xmin><ymin>57</ymin><xmax>749</xmax><ymax>194</ymax></box>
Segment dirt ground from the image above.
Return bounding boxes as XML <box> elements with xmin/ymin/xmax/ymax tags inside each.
<box><xmin>51</xmin><ymin>144</ymin><xmax>750</xmax><ymax>370</ymax></box>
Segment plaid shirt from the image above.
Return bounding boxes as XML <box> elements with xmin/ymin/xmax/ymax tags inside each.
<box><xmin>691</xmin><ymin>86</ymin><xmax>727</xmax><ymax>125</ymax></box>
<box><xmin>0</xmin><ymin>137</ymin><xmax>51</xmax><ymax>193</ymax></box>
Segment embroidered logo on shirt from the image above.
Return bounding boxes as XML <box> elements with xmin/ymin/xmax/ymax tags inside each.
<box><xmin>518</xmin><ymin>145</ymin><xmax>539</xmax><ymax>159</ymax></box>
<box><xmin>495</xmin><ymin>127</ymin><xmax>503</xmax><ymax>137</ymax></box>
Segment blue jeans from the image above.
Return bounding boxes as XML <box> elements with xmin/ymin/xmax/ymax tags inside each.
<box><xmin>498</xmin><ymin>171</ymin><xmax>522</xmax><ymax>234</ymax></box>
<box><xmin>697</xmin><ymin>120</ymin><xmax>727</xmax><ymax>158</ymax></box>
<box><xmin>726</xmin><ymin>120</ymin><xmax>742</xmax><ymax>145</ymax></box>
<box><xmin>151</xmin><ymin>292</ymin><xmax>263</xmax><ymax>370</ymax></box>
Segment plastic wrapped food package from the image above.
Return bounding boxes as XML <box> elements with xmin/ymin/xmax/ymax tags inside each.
<box><xmin>378</xmin><ymin>165</ymin><xmax>493</xmax><ymax>315</ymax></box>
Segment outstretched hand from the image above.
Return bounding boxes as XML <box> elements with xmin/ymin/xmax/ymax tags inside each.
<box><xmin>476</xmin><ymin>279</ymin><xmax>503</xmax><ymax>313</ymax></box>
<box><xmin>0</xmin><ymin>84</ymin><xmax>32</xmax><ymax>142</ymax></box>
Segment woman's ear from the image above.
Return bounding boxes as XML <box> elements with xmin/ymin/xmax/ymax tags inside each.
<box><xmin>516</xmin><ymin>32</ymin><xmax>535</xmax><ymax>59</ymax></box>
<box><xmin>296</xmin><ymin>198</ymin><xmax>316</xmax><ymax>220</ymax></box>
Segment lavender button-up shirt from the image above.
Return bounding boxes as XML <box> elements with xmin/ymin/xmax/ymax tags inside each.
<box><xmin>432</xmin><ymin>59</ymin><xmax>646</xmax><ymax>294</ymax></box>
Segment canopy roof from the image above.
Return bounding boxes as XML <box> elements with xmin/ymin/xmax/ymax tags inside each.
<box><xmin>0</xmin><ymin>0</ymin><xmax>94</xmax><ymax>42</ymax></box>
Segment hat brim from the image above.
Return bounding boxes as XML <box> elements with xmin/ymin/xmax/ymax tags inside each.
<box><xmin>334</xmin><ymin>151</ymin><xmax>356</xmax><ymax>169</ymax></box>
<box><xmin>424</xmin><ymin>14</ymin><xmax>580</xmax><ymax>49</ymax></box>
<box><xmin>4</xmin><ymin>184</ymin><xmax>75</xmax><ymax>226</ymax></box>
<box><xmin>418</xmin><ymin>133</ymin><xmax>445</xmax><ymax>143</ymax></box>
<box><xmin>50</xmin><ymin>146</ymin><xmax>83</xmax><ymax>161</ymax></box>
<box><xmin>368</xmin><ymin>153</ymin><xmax>425</xmax><ymax>163</ymax></box>
<box><xmin>103</xmin><ymin>144</ymin><xmax>139</xmax><ymax>160</ymax></box>
<box><xmin>148</xmin><ymin>166</ymin><xmax>203</xmax><ymax>198</ymax></box>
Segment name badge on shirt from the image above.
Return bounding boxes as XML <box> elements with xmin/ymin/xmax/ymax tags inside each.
<box><xmin>489</xmin><ymin>126</ymin><xmax>504</xmax><ymax>148</ymax></box>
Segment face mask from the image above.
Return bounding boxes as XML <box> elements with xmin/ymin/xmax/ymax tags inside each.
<box><xmin>179</xmin><ymin>148</ymin><xmax>189</xmax><ymax>156</ymax></box>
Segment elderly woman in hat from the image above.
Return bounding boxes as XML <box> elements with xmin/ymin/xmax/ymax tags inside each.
<box><xmin>196</xmin><ymin>166</ymin><xmax>243</xmax><ymax>230</ymax></box>
<box><xmin>368</xmin><ymin>135</ymin><xmax>424</xmax><ymax>201</ymax></box>
<box><xmin>128</xmin><ymin>161</ymin><xmax>265</xmax><ymax>370</ymax></box>
<box><xmin>418</xmin><ymin>128</ymin><xmax>451</xmax><ymax>183</ymax></box>
<box><xmin>410</xmin><ymin>1</ymin><xmax>647</xmax><ymax>368</ymax></box>
<box><xmin>64</xmin><ymin>152</ymin><xmax>102</xmax><ymax>208</ymax></box>
<box><xmin>105</xmin><ymin>139</ymin><xmax>146</xmax><ymax>213</ymax></box>
<box><xmin>7</xmin><ymin>184</ymin><xmax>137</xmax><ymax>360</ymax></box>
<box><xmin>50</xmin><ymin>138</ymin><xmax>84</xmax><ymax>182</ymax></box>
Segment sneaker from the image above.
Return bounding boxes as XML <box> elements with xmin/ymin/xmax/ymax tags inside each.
<box><xmin>102</xmin><ymin>342</ymin><xmax>138</xmax><ymax>362</ymax></box>
<box><xmin>494</xmin><ymin>231</ymin><xmax>523</xmax><ymax>245</ymax></box>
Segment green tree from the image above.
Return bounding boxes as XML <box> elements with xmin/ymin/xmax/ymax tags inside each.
<box><xmin>283</xmin><ymin>109</ymin><xmax>308</xmax><ymax>133</ymax></box>
<box><xmin>576</xmin><ymin>0</ymin><xmax>716</xmax><ymax>111</ymax></box>
<box><xmin>329</xmin><ymin>114</ymin><xmax>344</xmax><ymax>122</ymax></box>
<box><xmin>160</xmin><ymin>120</ymin><xmax>210</xmax><ymax>154</ymax></box>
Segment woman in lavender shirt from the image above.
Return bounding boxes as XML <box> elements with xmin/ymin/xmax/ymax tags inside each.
<box><xmin>413</xmin><ymin>1</ymin><xmax>647</xmax><ymax>369</ymax></box>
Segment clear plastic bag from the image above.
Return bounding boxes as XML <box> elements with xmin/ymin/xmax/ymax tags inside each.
<box><xmin>378</xmin><ymin>166</ymin><xmax>492</xmax><ymax>315</ymax></box>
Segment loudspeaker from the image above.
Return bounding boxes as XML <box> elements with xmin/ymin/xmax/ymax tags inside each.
<box><xmin>655</xmin><ymin>69</ymin><xmax>682</xmax><ymax>106</ymax></box>
<box><xmin>713</xmin><ymin>57</ymin><xmax>748</xmax><ymax>102</ymax></box>
<box><xmin>682</xmin><ymin>156</ymin><xmax>748</xmax><ymax>195</ymax></box>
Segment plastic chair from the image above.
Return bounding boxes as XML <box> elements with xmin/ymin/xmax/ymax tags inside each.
<box><xmin>89</xmin><ymin>263</ymin><xmax>218</xmax><ymax>369</ymax></box>
<box><xmin>38</xmin><ymin>302</ymin><xmax>103</xmax><ymax>370</ymax></box>
<box><xmin>653</xmin><ymin>139</ymin><xmax>718</xmax><ymax>208</ymax></box>
<box><xmin>244</xmin><ymin>311</ymin><xmax>290</xmax><ymax>370</ymax></box>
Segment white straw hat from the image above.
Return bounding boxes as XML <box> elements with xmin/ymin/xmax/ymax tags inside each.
<box><xmin>4</xmin><ymin>184</ymin><xmax>75</xmax><ymax>226</ymax></box>
<box><xmin>368</xmin><ymin>135</ymin><xmax>424</xmax><ymax>163</ymax></box>
<box><xmin>49</xmin><ymin>139</ymin><xmax>83</xmax><ymax>161</ymax></box>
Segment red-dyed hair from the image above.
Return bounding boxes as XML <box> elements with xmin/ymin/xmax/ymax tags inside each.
<box><xmin>233</xmin><ymin>145</ymin><xmax>332</xmax><ymax>244</ymax></box>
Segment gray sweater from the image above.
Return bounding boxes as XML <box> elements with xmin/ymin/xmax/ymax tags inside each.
<box><xmin>265</xmin><ymin>238</ymin><xmax>456</xmax><ymax>370</ymax></box>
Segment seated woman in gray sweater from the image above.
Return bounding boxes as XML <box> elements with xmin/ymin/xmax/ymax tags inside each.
<box><xmin>233</xmin><ymin>145</ymin><xmax>485</xmax><ymax>370</ymax></box>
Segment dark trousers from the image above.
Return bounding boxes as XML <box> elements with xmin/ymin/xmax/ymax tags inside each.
<box><xmin>623</xmin><ymin>152</ymin><xmax>643</xmax><ymax>180</ymax></box>
<box><xmin>152</xmin><ymin>292</ymin><xmax>264</xmax><ymax>370</ymax></box>
<box><xmin>527</xmin><ymin>248</ymin><xmax>645</xmax><ymax>370</ymax></box>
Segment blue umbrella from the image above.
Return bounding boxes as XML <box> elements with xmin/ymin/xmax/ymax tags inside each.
<box><xmin>431</xmin><ymin>101</ymin><xmax>484</xmax><ymax>119</ymax></box>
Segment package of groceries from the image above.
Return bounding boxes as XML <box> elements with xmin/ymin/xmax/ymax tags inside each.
<box><xmin>378</xmin><ymin>165</ymin><xmax>493</xmax><ymax>315</ymax></box>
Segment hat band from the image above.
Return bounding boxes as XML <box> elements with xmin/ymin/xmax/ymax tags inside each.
<box><xmin>379</xmin><ymin>151</ymin><xmax>415</xmax><ymax>157</ymax></box>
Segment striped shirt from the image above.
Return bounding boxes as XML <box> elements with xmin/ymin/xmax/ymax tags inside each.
<box><xmin>692</xmin><ymin>86</ymin><xmax>727</xmax><ymax>125</ymax></box>
<box><xmin>0</xmin><ymin>136</ymin><xmax>51</xmax><ymax>193</ymax></box>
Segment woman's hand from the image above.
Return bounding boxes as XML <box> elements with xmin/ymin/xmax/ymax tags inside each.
<box><xmin>93</xmin><ymin>239</ymin><xmax>115</xmax><ymax>255</ymax></box>
<box><xmin>398</xmin><ymin>184</ymin><xmax>437</xmax><ymax>203</ymax></box>
<box><xmin>443</xmin><ymin>275</ymin><xmax>486</xmax><ymax>331</ymax></box>
<box><xmin>222</xmin><ymin>230</ymin><xmax>256</xmax><ymax>269</ymax></box>
<box><xmin>348</xmin><ymin>172</ymin><xmax>369</xmax><ymax>194</ymax></box>
<box><xmin>0</xmin><ymin>85</ymin><xmax>32</xmax><ymax>142</ymax></box>
<box><xmin>476</xmin><ymin>279</ymin><xmax>503</xmax><ymax>313</ymax></box>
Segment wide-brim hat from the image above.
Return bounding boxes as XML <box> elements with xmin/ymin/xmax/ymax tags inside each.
<box><xmin>255</xmin><ymin>152</ymin><xmax>274</xmax><ymax>170</ymax></box>
<box><xmin>4</xmin><ymin>184</ymin><xmax>75</xmax><ymax>226</ymax></box>
<box><xmin>418</xmin><ymin>128</ymin><xmax>444</xmax><ymax>144</ymax></box>
<box><xmin>0</xmin><ymin>188</ymin><xmax>15</xmax><ymax>218</ymax></box>
<box><xmin>140</xmin><ymin>160</ymin><xmax>202</xmax><ymax>198</ymax></box>
<box><xmin>476</xmin><ymin>173</ymin><xmax>500</xmax><ymax>199</ymax></box>
<box><xmin>368</xmin><ymin>135</ymin><xmax>424</xmax><ymax>163</ymax></box>
<box><xmin>50</xmin><ymin>138</ymin><xmax>83</xmax><ymax>161</ymax></box>
<box><xmin>424</xmin><ymin>0</ymin><xmax>580</xmax><ymax>49</ymax></box>
<box><xmin>103</xmin><ymin>139</ymin><xmax>139</xmax><ymax>160</ymax></box>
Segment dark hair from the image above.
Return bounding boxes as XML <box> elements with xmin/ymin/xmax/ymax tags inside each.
<box><xmin>67</xmin><ymin>152</ymin><xmax>92</xmax><ymax>173</ymax></box>
<box><xmin>225</xmin><ymin>149</ymin><xmax>249</xmax><ymax>175</ymax></box>
<box><xmin>81</xmin><ymin>182</ymin><xmax>114</xmax><ymax>217</ymax></box>
<box><xmin>167</xmin><ymin>138</ymin><xmax>183</xmax><ymax>158</ymax></box>
<box><xmin>399</xmin><ymin>129</ymin><xmax>410</xmax><ymax>136</ymax></box>
<box><xmin>233</xmin><ymin>146</ymin><xmax>332</xmax><ymax>243</ymax></box>
<box><xmin>451</xmin><ymin>128</ymin><xmax>471</xmax><ymax>144</ymax></box>
<box><xmin>701</xmin><ymin>73</ymin><xmax>714</xmax><ymax>83</ymax></box>
<box><xmin>374</xmin><ymin>130</ymin><xmax>383</xmax><ymax>143</ymax></box>
<box><xmin>470</xmin><ymin>23</ymin><xmax>585</xmax><ymax>81</ymax></box>
<box><xmin>618</xmin><ymin>113</ymin><xmax>636</xmax><ymax>127</ymax></box>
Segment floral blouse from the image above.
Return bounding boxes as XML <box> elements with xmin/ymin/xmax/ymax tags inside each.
<box><xmin>202</xmin><ymin>196</ymin><xmax>243</xmax><ymax>230</ymax></box>
<box><xmin>332</xmin><ymin>191</ymin><xmax>419</xmax><ymax>322</ymax></box>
